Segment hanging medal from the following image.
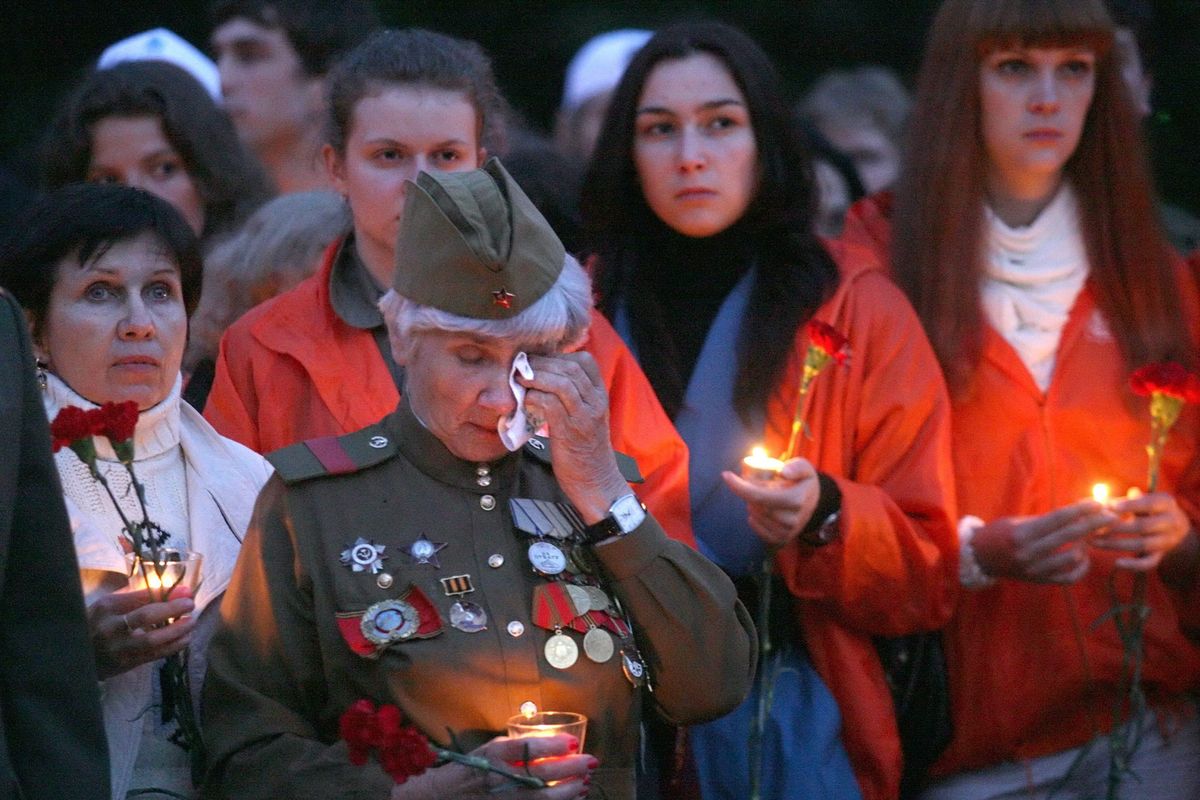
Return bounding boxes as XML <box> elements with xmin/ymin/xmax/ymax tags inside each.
<box><xmin>564</xmin><ymin>584</ymin><xmax>592</xmax><ymax>615</ymax></box>
<box><xmin>527</xmin><ymin>540</ymin><xmax>567</xmax><ymax>577</ymax></box>
<box><xmin>440</xmin><ymin>574</ymin><xmax>487</xmax><ymax>633</ymax></box>
<box><xmin>545</xmin><ymin>627</ymin><xmax>579</xmax><ymax>670</ymax></box>
<box><xmin>621</xmin><ymin>644</ymin><xmax>648</xmax><ymax>687</ymax></box>
<box><xmin>532</xmin><ymin>582</ymin><xmax>588</xmax><ymax>633</ymax></box>
<box><xmin>583</xmin><ymin>585</ymin><xmax>611</xmax><ymax>614</ymax></box>
<box><xmin>581</xmin><ymin>614</ymin><xmax>614</xmax><ymax>664</ymax></box>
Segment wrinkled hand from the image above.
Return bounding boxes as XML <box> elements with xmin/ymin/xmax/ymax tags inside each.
<box><xmin>1090</xmin><ymin>490</ymin><xmax>1191</xmax><ymax>571</ymax></box>
<box><xmin>971</xmin><ymin>501</ymin><xmax>1111</xmax><ymax>584</ymax></box>
<box><xmin>89</xmin><ymin>587</ymin><xmax>195</xmax><ymax>680</ymax></box>
<box><xmin>521</xmin><ymin>353</ymin><xmax>627</xmax><ymax>523</ymax></box>
<box><xmin>721</xmin><ymin>458</ymin><xmax>820</xmax><ymax>549</ymax></box>
<box><xmin>393</xmin><ymin>734</ymin><xmax>596</xmax><ymax>799</ymax></box>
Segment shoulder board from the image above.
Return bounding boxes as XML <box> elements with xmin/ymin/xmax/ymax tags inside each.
<box><xmin>522</xmin><ymin>436</ymin><xmax>644</xmax><ymax>484</ymax></box>
<box><xmin>267</xmin><ymin>425</ymin><xmax>398</xmax><ymax>484</ymax></box>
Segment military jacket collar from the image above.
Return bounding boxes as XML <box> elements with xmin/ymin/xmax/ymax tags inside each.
<box><xmin>384</xmin><ymin>400</ymin><xmax>522</xmax><ymax>494</ymax></box>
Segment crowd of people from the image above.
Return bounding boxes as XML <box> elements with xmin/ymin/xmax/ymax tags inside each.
<box><xmin>1</xmin><ymin>1</ymin><xmax>1198</xmax><ymax>799</ymax></box>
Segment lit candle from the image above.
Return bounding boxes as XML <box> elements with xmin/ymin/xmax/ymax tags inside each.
<box><xmin>1092</xmin><ymin>482</ymin><xmax>1111</xmax><ymax>506</ymax></box>
<box><xmin>743</xmin><ymin>446</ymin><xmax>784</xmax><ymax>482</ymax></box>
<box><xmin>506</xmin><ymin>710</ymin><xmax>588</xmax><ymax>753</ymax></box>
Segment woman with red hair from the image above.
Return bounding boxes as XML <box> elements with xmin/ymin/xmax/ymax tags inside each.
<box><xmin>844</xmin><ymin>0</ymin><xmax>1200</xmax><ymax>796</ymax></box>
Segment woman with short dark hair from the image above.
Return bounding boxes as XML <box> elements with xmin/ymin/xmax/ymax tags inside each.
<box><xmin>0</xmin><ymin>183</ymin><xmax>272</xmax><ymax>800</ymax></box>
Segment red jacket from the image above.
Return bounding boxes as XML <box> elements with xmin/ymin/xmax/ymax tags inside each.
<box><xmin>204</xmin><ymin>240</ymin><xmax>695</xmax><ymax>548</ymax></box>
<box><xmin>766</xmin><ymin>241</ymin><xmax>958</xmax><ymax>800</ymax></box>
<box><xmin>840</xmin><ymin>196</ymin><xmax>1200</xmax><ymax>776</ymax></box>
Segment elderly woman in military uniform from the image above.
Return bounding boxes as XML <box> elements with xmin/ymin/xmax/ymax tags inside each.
<box><xmin>202</xmin><ymin>159</ymin><xmax>756</xmax><ymax>800</ymax></box>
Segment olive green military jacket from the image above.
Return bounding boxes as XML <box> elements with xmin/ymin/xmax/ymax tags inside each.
<box><xmin>202</xmin><ymin>402</ymin><xmax>754</xmax><ymax>799</ymax></box>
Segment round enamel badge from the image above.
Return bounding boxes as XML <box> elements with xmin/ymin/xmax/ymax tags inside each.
<box><xmin>360</xmin><ymin>599</ymin><xmax>419</xmax><ymax>646</ymax></box>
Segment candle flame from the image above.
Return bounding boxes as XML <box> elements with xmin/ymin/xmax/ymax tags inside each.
<box><xmin>523</xmin><ymin>705</ymin><xmax>537</xmax><ymax>720</ymax></box>
<box><xmin>751</xmin><ymin>446</ymin><xmax>767</xmax><ymax>459</ymax></box>
<box><xmin>1092</xmin><ymin>483</ymin><xmax>1111</xmax><ymax>505</ymax></box>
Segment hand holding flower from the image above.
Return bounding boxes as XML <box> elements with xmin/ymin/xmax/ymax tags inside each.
<box><xmin>723</xmin><ymin>458</ymin><xmax>820</xmax><ymax>548</ymax></box>
<box><xmin>88</xmin><ymin>587</ymin><xmax>194</xmax><ymax>679</ymax></box>
<box><xmin>970</xmin><ymin>500</ymin><xmax>1110</xmax><ymax>584</ymax></box>
<box><xmin>393</xmin><ymin>736</ymin><xmax>593</xmax><ymax>800</ymax></box>
<box><xmin>1089</xmin><ymin>489</ymin><xmax>1192</xmax><ymax>571</ymax></box>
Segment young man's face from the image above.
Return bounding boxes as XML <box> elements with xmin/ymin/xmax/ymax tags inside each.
<box><xmin>211</xmin><ymin>16</ymin><xmax>322</xmax><ymax>151</ymax></box>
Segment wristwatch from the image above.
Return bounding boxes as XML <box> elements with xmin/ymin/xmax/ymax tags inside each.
<box><xmin>582</xmin><ymin>493</ymin><xmax>646</xmax><ymax>544</ymax></box>
<box><xmin>799</xmin><ymin>510</ymin><xmax>841</xmax><ymax>547</ymax></box>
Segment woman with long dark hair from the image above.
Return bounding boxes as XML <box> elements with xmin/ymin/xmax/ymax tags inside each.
<box><xmin>843</xmin><ymin>0</ymin><xmax>1200</xmax><ymax>796</ymax></box>
<box><xmin>581</xmin><ymin>20</ymin><xmax>957</xmax><ymax>800</ymax></box>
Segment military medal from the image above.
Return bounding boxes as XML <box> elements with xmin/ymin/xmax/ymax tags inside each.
<box><xmin>510</xmin><ymin>498</ymin><xmax>584</xmax><ymax>540</ymax></box>
<box><xmin>440</xmin><ymin>574</ymin><xmax>487</xmax><ymax>633</ymax></box>
<box><xmin>583</xmin><ymin>586</ymin><xmax>610</xmax><ymax>613</ymax></box>
<box><xmin>583</xmin><ymin>625</ymin><xmax>614</xmax><ymax>663</ymax></box>
<box><xmin>340</xmin><ymin>537</ymin><xmax>387</xmax><ymax>574</ymax></box>
<box><xmin>527</xmin><ymin>540</ymin><xmax>567</xmax><ymax>576</ymax></box>
<box><xmin>545</xmin><ymin>629</ymin><xmax>579</xmax><ymax>669</ymax></box>
<box><xmin>360</xmin><ymin>598</ymin><xmax>419</xmax><ymax>645</ymax></box>
<box><xmin>405</xmin><ymin>534</ymin><xmax>447</xmax><ymax>568</ymax></box>
<box><xmin>621</xmin><ymin>645</ymin><xmax>647</xmax><ymax>687</ymax></box>
<box><xmin>564</xmin><ymin>584</ymin><xmax>592</xmax><ymax>614</ymax></box>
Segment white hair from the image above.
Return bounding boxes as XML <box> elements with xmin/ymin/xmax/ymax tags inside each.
<box><xmin>379</xmin><ymin>253</ymin><xmax>593</xmax><ymax>358</ymax></box>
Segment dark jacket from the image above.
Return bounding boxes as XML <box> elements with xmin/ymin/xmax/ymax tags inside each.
<box><xmin>0</xmin><ymin>288</ymin><xmax>110</xmax><ymax>799</ymax></box>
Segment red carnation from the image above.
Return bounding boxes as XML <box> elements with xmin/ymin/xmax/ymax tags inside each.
<box><xmin>805</xmin><ymin>319</ymin><xmax>850</xmax><ymax>366</ymax></box>
<box><xmin>50</xmin><ymin>406</ymin><xmax>96</xmax><ymax>453</ymax></box>
<box><xmin>96</xmin><ymin>401</ymin><xmax>139</xmax><ymax>443</ymax></box>
<box><xmin>339</xmin><ymin>699</ymin><xmax>378</xmax><ymax>765</ymax></box>
<box><xmin>1130</xmin><ymin>362</ymin><xmax>1200</xmax><ymax>403</ymax></box>
<box><xmin>378</xmin><ymin>727</ymin><xmax>437</xmax><ymax>784</ymax></box>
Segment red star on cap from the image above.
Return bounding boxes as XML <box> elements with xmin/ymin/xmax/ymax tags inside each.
<box><xmin>492</xmin><ymin>288</ymin><xmax>515</xmax><ymax>308</ymax></box>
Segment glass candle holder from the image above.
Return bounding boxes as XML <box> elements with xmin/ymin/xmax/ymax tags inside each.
<box><xmin>125</xmin><ymin>549</ymin><xmax>203</xmax><ymax>603</ymax></box>
<box><xmin>743</xmin><ymin>446</ymin><xmax>785</xmax><ymax>482</ymax></box>
<box><xmin>506</xmin><ymin>711</ymin><xmax>588</xmax><ymax>753</ymax></box>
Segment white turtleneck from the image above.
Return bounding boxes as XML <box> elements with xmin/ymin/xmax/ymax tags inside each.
<box><xmin>43</xmin><ymin>373</ymin><xmax>191</xmax><ymax>556</ymax></box>
<box><xmin>981</xmin><ymin>184</ymin><xmax>1089</xmax><ymax>392</ymax></box>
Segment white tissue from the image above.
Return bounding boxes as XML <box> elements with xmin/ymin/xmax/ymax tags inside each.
<box><xmin>498</xmin><ymin>352</ymin><xmax>547</xmax><ymax>451</ymax></box>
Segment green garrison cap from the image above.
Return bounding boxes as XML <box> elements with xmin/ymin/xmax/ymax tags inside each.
<box><xmin>392</xmin><ymin>158</ymin><xmax>566</xmax><ymax>320</ymax></box>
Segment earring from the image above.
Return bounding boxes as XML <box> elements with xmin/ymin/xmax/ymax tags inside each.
<box><xmin>35</xmin><ymin>358</ymin><xmax>48</xmax><ymax>391</ymax></box>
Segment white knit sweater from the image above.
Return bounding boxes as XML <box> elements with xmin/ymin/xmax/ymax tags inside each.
<box><xmin>43</xmin><ymin>372</ymin><xmax>272</xmax><ymax>800</ymax></box>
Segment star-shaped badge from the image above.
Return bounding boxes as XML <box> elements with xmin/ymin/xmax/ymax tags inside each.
<box><xmin>491</xmin><ymin>287</ymin><xmax>515</xmax><ymax>309</ymax></box>
<box><xmin>405</xmin><ymin>534</ymin><xmax>448</xmax><ymax>568</ymax></box>
<box><xmin>340</xmin><ymin>537</ymin><xmax>387</xmax><ymax>574</ymax></box>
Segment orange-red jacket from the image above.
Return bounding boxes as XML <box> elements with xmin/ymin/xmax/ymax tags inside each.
<box><xmin>764</xmin><ymin>241</ymin><xmax>959</xmax><ymax>800</ymax></box>
<box><xmin>839</xmin><ymin>196</ymin><xmax>1200</xmax><ymax>777</ymax></box>
<box><xmin>204</xmin><ymin>240</ymin><xmax>695</xmax><ymax>548</ymax></box>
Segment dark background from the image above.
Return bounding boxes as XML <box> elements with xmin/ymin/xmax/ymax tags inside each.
<box><xmin>3</xmin><ymin>1</ymin><xmax>1198</xmax><ymax>213</ymax></box>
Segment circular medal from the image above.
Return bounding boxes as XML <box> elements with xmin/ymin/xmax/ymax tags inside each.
<box><xmin>564</xmin><ymin>584</ymin><xmax>592</xmax><ymax>615</ymax></box>
<box><xmin>545</xmin><ymin>632</ymin><xmax>579</xmax><ymax>669</ymax></box>
<box><xmin>584</xmin><ymin>586</ymin><xmax>611</xmax><ymax>613</ymax></box>
<box><xmin>360</xmin><ymin>598</ymin><xmax>419</xmax><ymax>646</ymax></box>
<box><xmin>528</xmin><ymin>541</ymin><xmax>567</xmax><ymax>576</ymax></box>
<box><xmin>449</xmin><ymin>601</ymin><xmax>488</xmax><ymax>633</ymax></box>
<box><xmin>583</xmin><ymin>627</ymin><xmax>614</xmax><ymax>663</ymax></box>
<box><xmin>621</xmin><ymin>648</ymin><xmax>646</xmax><ymax>687</ymax></box>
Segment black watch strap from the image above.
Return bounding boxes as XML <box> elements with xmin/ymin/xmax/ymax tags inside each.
<box><xmin>799</xmin><ymin>473</ymin><xmax>843</xmax><ymax>547</ymax></box>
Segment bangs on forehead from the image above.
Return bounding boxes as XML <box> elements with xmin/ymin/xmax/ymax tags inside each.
<box><xmin>973</xmin><ymin>0</ymin><xmax>1113</xmax><ymax>57</ymax></box>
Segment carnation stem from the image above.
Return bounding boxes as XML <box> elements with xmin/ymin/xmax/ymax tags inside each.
<box><xmin>434</xmin><ymin>748</ymin><xmax>546</xmax><ymax>789</ymax></box>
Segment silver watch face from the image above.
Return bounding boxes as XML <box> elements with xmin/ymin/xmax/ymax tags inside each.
<box><xmin>610</xmin><ymin>494</ymin><xmax>645</xmax><ymax>534</ymax></box>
